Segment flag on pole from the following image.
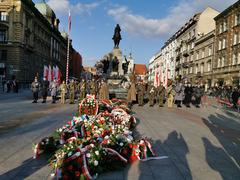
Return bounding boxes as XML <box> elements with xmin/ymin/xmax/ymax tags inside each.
<box><xmin>43</xmin><ymin>65</ymin><xmax>49</xmax><ymax>79</ymax></box>
<box><xmin>48</xmin><ymin>65</ymin><xmax>52</xmax><ymax>82</ymax></box>
<box><xmin>68</xmin><ymin>10</ymin><xmax>71</xmax><ymax>33</ymax></box>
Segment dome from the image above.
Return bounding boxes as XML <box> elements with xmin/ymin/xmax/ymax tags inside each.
<box><xmin>35</xmin><ymin>2</ymin><xmax>56</xmax><ymax>22</ymax></box>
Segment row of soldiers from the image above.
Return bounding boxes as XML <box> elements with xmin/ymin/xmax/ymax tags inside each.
<box><xmin>31</xmin><ymin>77</ymin><xmax>109</xmax><ymax>104</ymax></box>
<box><xmin>132</xmin><ymin>80</ymin><xmax>204</xmax><ymax>108</ymax></box>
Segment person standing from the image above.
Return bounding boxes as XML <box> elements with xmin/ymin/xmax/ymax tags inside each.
<box><xmin>136</xmin><ymin>80</ymin><xmax>145</xmax><ymax>106</ymax></box>
<box><xmin>157</xmin><ymin>82</ymin><xmax>165</xmax><ymax>107</ymax></box>
<box><xmin>2</xmin><ymin>78</ymin><xmax>6</xmax><ymax>92</ymax></box>
<box><xmin>59</xmin><ymin>80</ymin><xmax>67</xmax><ymax>104</ymax></box>
<box><xmin>41</xmin><ymin>78</ymin><xmax>49</xmax><ymax>103</ymax></box>
<box><xmin>127</xmin><ymin>81</ymin><xmax>137</xmax><ymax>107</ymax></box>
<box><xmin>31</xmin><ymin>77</ymin><xmax>40</xmax><ymax>103</ymax></box>
<box><xmin>174</xmin><ymin>81</ymin><xmax>185</xmax><ymax>108</ymax></box>
<box><xmin>167</xmin><ymin>81</ymin><xmax>175</xmax><ymax>108</ymax></box>
<box><xmin>69</xmin><ymin>79</ymin><xmax>75</xmax><ymax>104</ymax></box>
<box><xmin>147</xmin><ymin>82</ymin><xmax>156</xmax><ymax>107</ymax></box>
<box><xmin>89</xmin><ymin>80</ymin><xmax>96</xmax><ymax>96</ymax></box>
<box><xmin>99</xmin><ymin>79</ymin><xmax>109</xmax><ymax>100</ymax></box>
<box><xmin>184</xmin><ymin>83</ymin><xmax>193</xmax><ymax>108</ymax></box>
<box><xmin>78</xmin><ymin>79</ymin><xmax>86</xmax><ymax>100</ymax></box>
<box><xmin>193</xmin><ymin>85</ymin><xmax>203</xmax><ymax>108</ymax></box>
<box><xmin>50</xmin><ymin>79</ymin><xmax>58</xmax><ymax>103</ymax></box>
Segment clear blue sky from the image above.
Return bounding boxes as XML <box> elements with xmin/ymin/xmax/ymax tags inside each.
<box><xmin>34</xmin><ymin>0</ymin><xmax>236</xmax><ymax>66</ymax></box>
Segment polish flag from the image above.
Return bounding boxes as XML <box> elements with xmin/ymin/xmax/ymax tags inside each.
<box><xmin>48</xmin><ymin>65</ymin><xmax>52</xmax><ymax>82</ymax></box>
<box><xmin>43</xmin><ymin>65</ymin><xmax>49</xmax><ymax>79</ymax></box>
<box><xmin>68</xmin><ymin>10</ymin><xmax>71</xmax><ymax>33</ymax></box>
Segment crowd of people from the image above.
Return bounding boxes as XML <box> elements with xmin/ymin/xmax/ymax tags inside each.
<box><xmin>30</xmin><ymin>77</ymin><xmax>109</xmax><ymax>104</ymax></box>
<box><xmin>1</xmin><ymin>78</ymin><xmax>19</xmax><ymax>93</ymax></box>
<box><xmin>30</xmin><ymin>75</ymin><xmax>240</xmax><ymax>110</ymax></box>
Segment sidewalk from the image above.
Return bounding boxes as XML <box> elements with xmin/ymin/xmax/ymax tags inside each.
<box><xmin>0</xmin><ymin>89</ymin><xmax>32</xmax><ymax>101</ymax></box>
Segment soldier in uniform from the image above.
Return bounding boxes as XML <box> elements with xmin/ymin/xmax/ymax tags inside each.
<box><xmin>99</xmin><ymin>79</ymin><xmax>109</xmax><ymax>100</ymax></box>
<box><xmin>31</xmin><ymin>77</ymin><xmax>40</xmax><ymax>103</ymax></box>
<box><xmin>136</xmin><ymin>80</ymin><xmax>145</xmax><ymax>106</ymax></box>
<box><xmin>89</xmin><ymin>80</ymin><xmax>96</xmax><ymax>96</ymax></box>
<box><xmin>69</xmin><ymin>79</ymin><xmax>75</xmax><ymax>104</ymax></box>
<box><xmin>41</xmin><ymin>77</ymin><xmax>49</xmax><ymax>103</ymax></box>
<box><xmin>167</xmin><ymin>80</ymin><xmax>175</xmax><ymax>108</ymax></box>
<box><xmin>148</xmin><ymin>82</ymin><xmax>156</xmax><ymax>107</ymax></box>
<box><xmin>50</xmin><ymin>79</ymin><xmax>58</xmax><ymax>103</ymax></box>
<box><xmin>127</xmin><ymin>73</ymin><xmax>137</xmax><ymax>107</ymax></box>
<box><xmin>157</xmin><ymin>82</ymin><xmax>165</xmax><ymax>107</ymax></box>
<box><xmin>59</xmin><ymin>80</ymin><xmax>67</xmax><ymax>104</ymax></box>
<box><xmin>78</xmin><ymin>79</ymin><xmax>86</xmax><ymax>100</ymax></box>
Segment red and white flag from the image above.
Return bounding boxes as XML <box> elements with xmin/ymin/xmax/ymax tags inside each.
<box><xmin>48</xmin><ymin>65</ymin><xmax>52</xmax><ymax>82</ymax></box>
<box><xmin>43</xmin><ymin>65</ymin><xmax>49</xmax><ymax>79</ymax></box>
<box><xmin>68</xmin><ymin>10</ymin><xmax>71</xmax><ymax>33</ymax></box>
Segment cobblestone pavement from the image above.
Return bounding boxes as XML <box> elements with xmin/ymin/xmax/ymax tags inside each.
<box><xmin>0</xmin><ymin>93</ymin><xmax>239</xmax><ymax>180</ymax></box>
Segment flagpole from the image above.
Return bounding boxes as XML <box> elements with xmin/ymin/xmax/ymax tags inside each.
<box><xmin>66</xmin><ymin>10</ymin><xmax>71</xmax><ymax>85</ymax></box>
<box><xmin>66</xmin><ymin>33</ymin><xmax>70</xmax><ymax>84</ymax></box>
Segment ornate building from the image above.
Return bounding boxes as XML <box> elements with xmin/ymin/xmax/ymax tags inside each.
<box><xmin>213</xmin><ymin>0</ymin><xmax>240</xmax><ymax>86</ymax></box>
<box><xmin>0</xmin><ymin>0</ymin><xmax>82</xmax><ymax>85</ymax></box>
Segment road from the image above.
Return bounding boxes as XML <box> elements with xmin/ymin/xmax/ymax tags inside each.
<box><xmin>0</xmin><ymin>92</ymin><xmax>239</xmax><ymax>180</ymax></box>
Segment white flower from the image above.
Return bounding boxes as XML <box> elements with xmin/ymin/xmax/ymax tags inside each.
<box><xmin>95</xmin><ymin>151</ymin><xmax>99</xmax><ymax>156</ymax></box>
<box><xmin>94</xmin><ymin>160</ymin><xmax>98</xmax><ymax>166</ymax></box>
<box><xmin>120</xmin><ymin>142</ymin><xmax>124</xmax><ymax>147</ymax></box>
<box><xmin>104</xmin><ymin>135</ymin><xmax>109</xmax><ymax>140</ymax></box>
<box><xmin>86</xmin><ymin>153</ymin><xmax>91</xmax><ymax>158</ymax></box>
<box><xmin>68</xmin><ymin>152</ymin><xmax>72</xmax><ymax>157</ymax></box>
<box><xmin>58</xmin><ymin>128</ymin><xmax>62</xmax><ymax>132</ymax></box>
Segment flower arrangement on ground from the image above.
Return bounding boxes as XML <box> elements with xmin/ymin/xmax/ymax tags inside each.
<box><xmin>33</xmin><ymin>96</ymin><xmax>161</xmax><ymax>180</ymax></box>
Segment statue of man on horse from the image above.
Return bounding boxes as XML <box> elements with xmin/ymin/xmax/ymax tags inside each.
<box><xmin>112</xmin><ymin>24</ymin><xmax>122</xmax><ymax>48</ymax></box>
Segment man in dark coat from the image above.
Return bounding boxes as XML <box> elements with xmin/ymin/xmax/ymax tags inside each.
<box><xmin>193</xmin><ymin>85</ymin><xmax>204</xmax><ymax>108</ymax></box>
<box><xmin>31</xmin><ymin>77</ymin><xmax>40</xmax><ymax>103</ymax></box>
<box><xmin>184</xmin><ymin>83</ymin><xmax>193</xmax><ymax>108</ymax></box>
<box><xmin>41</xmin><ymin>77</ymin><xmax>49</xmax><ymax>103</ymax></box>
<box><xmin>157</xmin><ymin>82</ymin><xmax>165</xmax><ymax>107</ymax></box>
<box><xmin>232</xmin><ymin>87</ymin><xmax>240</xmax><ymax>109</ymax></box>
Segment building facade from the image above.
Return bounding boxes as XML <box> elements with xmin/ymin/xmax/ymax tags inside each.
<box><xmin>213</xmin><ymin>1</ymin><xmax>240</xmax><ymax>86</ymax></box>
<box><xmin>175</xmin><ymin>7</ymin><xmax>219</xmax><ymax>81</ymax></box>
<box><xmin>193</xmin><ymin>30</ymin><xmax>215</xmax><ymax>88</ymax></box>
<box><xmin>0</xmin><ymin>0</ymin><xmax>81</xmax><ymax>85</ymax></box>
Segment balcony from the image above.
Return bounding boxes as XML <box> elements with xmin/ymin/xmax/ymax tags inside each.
<box><xmin>182</xmin><ymin>62</ymin><xmax>189</xmax><ymax>68</ymax></box>
<box><xmin>182</xmin><ymin>50</ymin><xmax>189</xmax><ymax>57</ymax></box>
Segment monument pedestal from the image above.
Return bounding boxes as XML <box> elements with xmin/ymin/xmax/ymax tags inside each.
<box><xmin>111</xmin><ymin>48</ymin><xmax>123</xmax><ymax>76</ymax></box>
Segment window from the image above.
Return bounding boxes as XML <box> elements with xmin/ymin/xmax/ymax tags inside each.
<box><xmin>233</xmin><ymin>33</ymin><xmax>238</xmax><ymax>45</ymax></box>
<box><xmin>193</xmin><ymin>29</ymin><xmax>195</xmax><ymax>37</ymax></box>
<box><xmin>0</xmin><ymin>50</ymin><xmax>7</xmax><ymax>61</ymax></box>
<box><xmin>218</xmin><ymin>40</ymin><xmax>222</xmax><ymax>50</ymax></box>
<box><xmin>0</xmin><ymin>29</ymin><xmax>7</xmax><ymax>42</ymax></box>
<box><xmin>235</xmin><ymin>14</ymin><xmax>240</xmax><ymax>26</ymax></box>
<box><xmin>223</xmin><ymin>21</ymin><xmax>227</xmax><ymax>31</ymax></box>
<box><xmin>238</xmin><ymin>52</ymin><xmax>240</xmax><ymax>64</ymax></box>
<box><xmin>217</xmin><ymin>58</ymin><xmax>221</xmax><ymax>68</ymax></box>
<box><xmin>207</xmin><ymin>61</ymin><xmax>211</xmax><ymax>72</ymax></box>
<box><xmin>208</xmin><ymin>46</ymin><xmax>212</xmax><ymax>56</ymax></box>
<box><xmin>219</xmin><ymin>24</ymin><xmax>223</xmax><ymax>34</ymax></box>
<box><xmin>0</xmin><ymin>12</ymin><xmax>7</xmax><ymax>21</ymax></box>
<box><xmin>221</xmin><ymin>57</ymin><xmax>225</xmax><ymax>67</ymax></box>
<box><xmin>195</xmin><ymin>64</ymin><xmax>198</xmax><ymax>74</ymax></box>
<box><xmin>222</xmin><ymin>38</ymin><xmax>226</xmax><ymax>49</ymax></box>
<box><xmin>191</xmin><ymin>42</ymin><xmax>194</xmax><ymax>49</ymax></box>
<box><xmin>200</xmin><ymin>63</ymin><xmax>204</xmax><ymax>73</ymax></box>
<box><xmin>202</xmin><ymin>49</ymin><xmax>205</xmax><ymax>58</ymax></box>
<box><xmin>190</xmin><ymin>66</ymin><xmax>193</xmax><ymax>73</ymax></box>
<box><xmin>232</xmin><ymin>53</ymin><xmax>238</xmax><ymax>65</ymax></box>
<box><xmin>196</xmin><ymin>51</ymin><xmax>199</xmax><ymax>60</ymax></box>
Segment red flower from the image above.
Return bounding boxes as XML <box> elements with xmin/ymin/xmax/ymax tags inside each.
<box><xmin>63</xmin><ymin>175</ymin><xmax>68</xmax><ymax>180</ymax></box>
<box><xmin>75</xmin><ymin>171</ymin><xmax>81</xmax><ymax>177</ymax></box>
<box><xmin>67</xmin><ymin>165</ymin><xmax>73</xmax><ymax>171</ymax></box>
<box><xmin>129</xmin><ymin>144</ymin><xmax>133</xmax><ymax>148</ymax></box>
